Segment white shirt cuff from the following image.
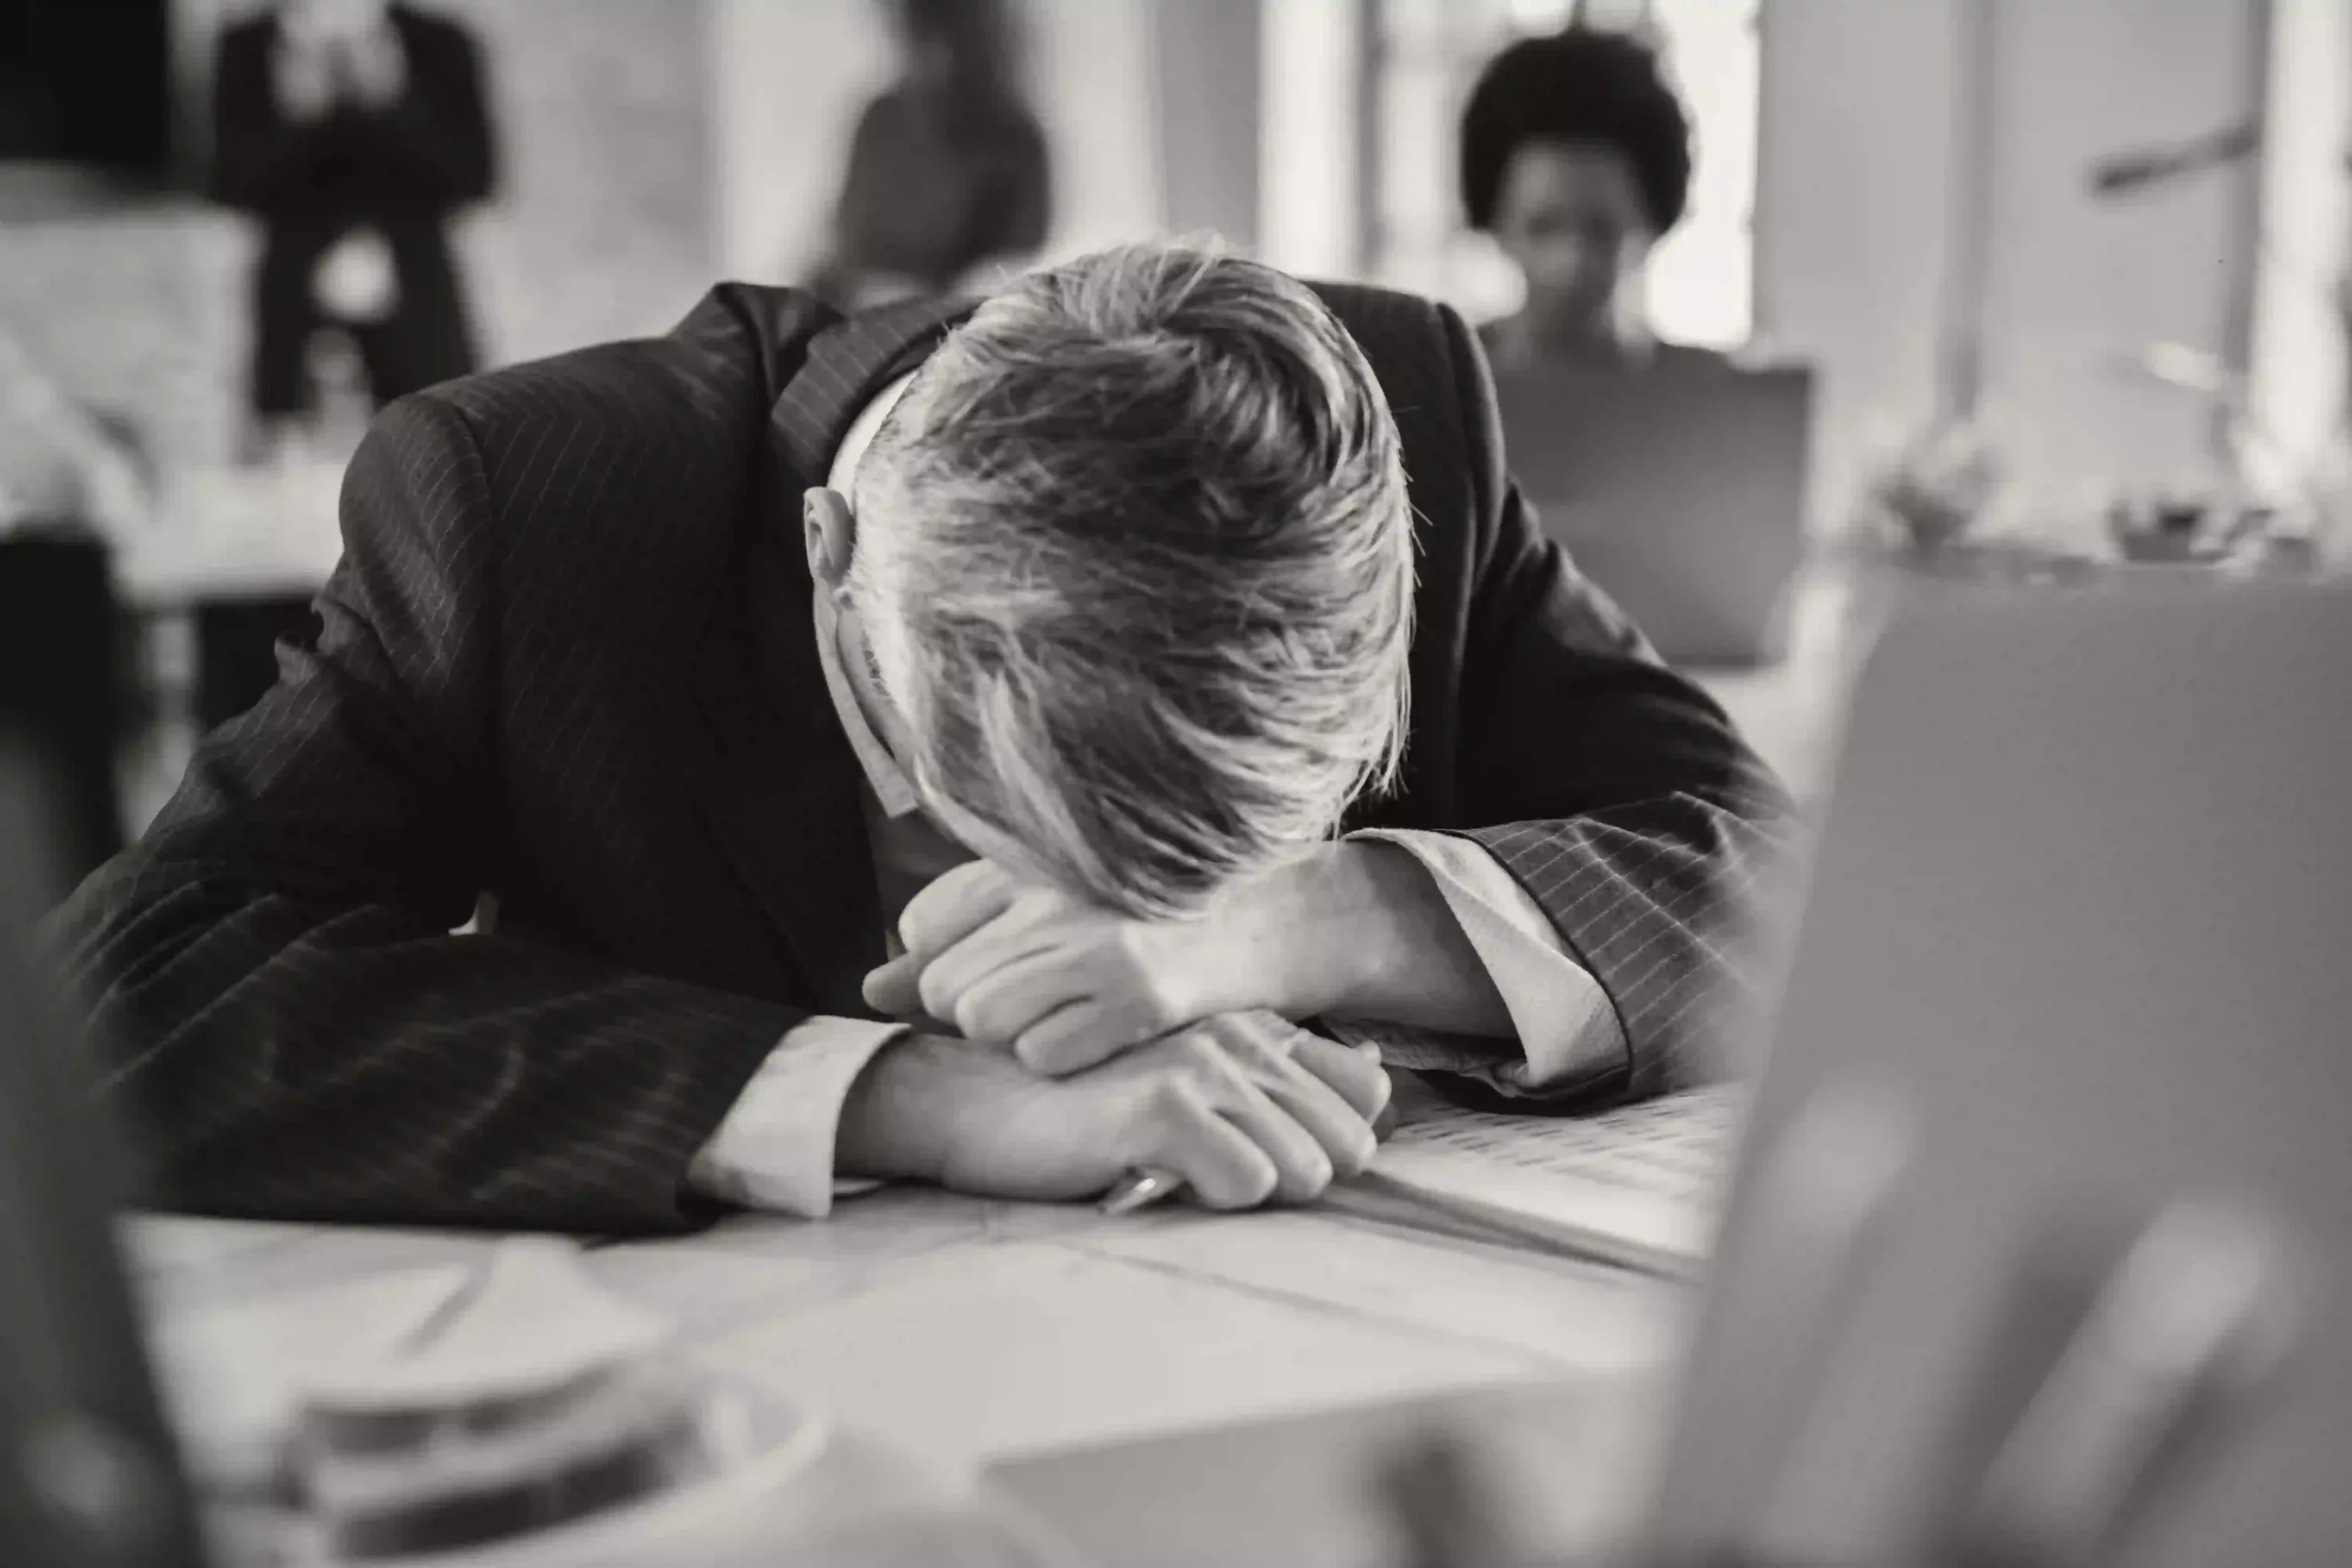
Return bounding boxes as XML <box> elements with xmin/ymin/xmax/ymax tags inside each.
<box><xmin>1333</xmin><ymin>828</ymin><xmax>1627</xmax><ymax>1098</ymax></box>
<box><xmin>687</xmin><ymin>1015</ymin><xmax>908</xmax><ymax>1218</ymax></box>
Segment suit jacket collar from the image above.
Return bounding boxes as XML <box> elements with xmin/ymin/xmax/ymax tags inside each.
<box><xmin>690</xmin><ymin>291</ymin><xmax>975</xmax><ymax>1015</ymax></box>
<box><xmin>768</xmin><ymin>294</ymin><xmax>977</xmax><ymax>489</ymax></box>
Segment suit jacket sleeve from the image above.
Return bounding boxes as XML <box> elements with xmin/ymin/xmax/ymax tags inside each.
<box><xmin>1435</xmin><ymin>303</ymin><xmax>1800</xmax><ymax>1103</ymax></box>
<box><xmin>46</xmin><ymin>397</ymin><xmax>789</xmax><ymax>1233</ymax></box>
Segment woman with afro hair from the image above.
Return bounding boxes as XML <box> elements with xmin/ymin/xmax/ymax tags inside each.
<box><xmin>1460</xmin><ymin>26</ymin><xmax>1713</xmax><ymax>371</ymax></box>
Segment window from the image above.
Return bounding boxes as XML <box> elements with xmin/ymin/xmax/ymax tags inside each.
<box><xmin>1364</xmin><ymin>0</ymin><xmax>1760</xmax><ymax>349</ymax></box>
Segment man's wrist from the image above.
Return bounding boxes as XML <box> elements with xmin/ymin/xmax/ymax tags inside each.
<box><xmin>1214</xmin><ymin>840</ymin><xmax>1389</xmax><ymax>1021</ymax></box>
<box><xmin>837</xmin><ymin>1032</ymin><xmax>1015</xmax><ymax>1185</ymax></box>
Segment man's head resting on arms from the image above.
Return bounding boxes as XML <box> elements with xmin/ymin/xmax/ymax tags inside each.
<box><xmin>800</xmin><ymin>242</ymin><xmax>1419</xmax><ymax>919</ymax></box>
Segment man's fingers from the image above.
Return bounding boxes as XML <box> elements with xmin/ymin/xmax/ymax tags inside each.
<box><xmin>895</xmin><ymin>860</ymin><xmax>1017</xmax><ymax>962</ymax></box>
<box><xmin>1236</xmin><ymin>1038</ymin><xmax>1379</xmax><ymax>1179</ymax></box>
<box><xmin>1290</xmin><ymin>1033</ymin><xmax>1393</xmax><ymax>1124</ymax></box>
<box><xmin>953</xmin><ymin>949</ymin><xmax>1089</xmax><ymax>1047</ymax></box>
<box><xmin>1014</xmin><ymin>996</ymin><xmax>1158</xmax><ymax>1076</ymax></box>
<box><xmin>861</xmin><ymin>951</ymin><xmax>925</xmax><ymax>1016</ymax></box>
<box><xmin>1215</xmin><ymin>1077</ymin><xmax>1339</xmax><ymax>1203</ymax></box>
<box><xmin>1210</xmin><ymin>1016</ymin><xmax>1381</xmax><ymax>1179</ymax></box>
<box><xmin>914</xmin><ymin>925</ymin><xmax>1055</xmax><ymax>1030</ymax></box>
<box><xmin>1143</xmin><ymin>1081</ymin><xmax>1280</xmax><ymax>1211</ymax></box>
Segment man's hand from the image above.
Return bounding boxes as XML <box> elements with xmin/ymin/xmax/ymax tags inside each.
<box><xmin>863</xmin><ymin>856</ymin><xmax>1365</xmax><ymax>1074</ymax></box>
<box><xmin>863</xmin><ymin>859</ymin><xmax>1250</xmax><ymax>1070</ymax></box>
<box><xmin>864</xmin><ymin>841</ymin><xmax>1516</xmax><ymax>1074</ymax></box>
<box><xmin>837</xmin><ymin>1011</ymin><xmax>1388</xmax><ymax>1210</ymax></box>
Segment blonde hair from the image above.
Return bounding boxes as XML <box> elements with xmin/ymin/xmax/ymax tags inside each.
<box><xmin>850</xmin><ymin>242</ymin><xmax>1417</xmax><ymax>919</ymax></box>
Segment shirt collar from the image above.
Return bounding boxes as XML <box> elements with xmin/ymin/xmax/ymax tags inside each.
<box><xmin>815</xmin><ymin>370</ymin><xmax>923</xmax><ymax>818</ymax></box>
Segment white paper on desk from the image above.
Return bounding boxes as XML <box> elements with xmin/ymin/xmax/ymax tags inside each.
<box><xmin>1349</xmin><ymin>1087</ymin><xmax>1745</xmax><ymax>1264</ymax></box>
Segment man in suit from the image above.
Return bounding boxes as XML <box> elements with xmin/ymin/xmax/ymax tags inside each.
<box><xmin>52</xmin><ymin>244</ymin><xmax>1792</xmax><ymax>1235</ymax></box>
<box><xmin>210</xmin><ymin>0</ymin><xmax>495</xmax><ymax>440</ymax></box>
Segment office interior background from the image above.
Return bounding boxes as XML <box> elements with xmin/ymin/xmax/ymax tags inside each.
<box><xmin>10</xmin><ymin>0</ymin><xmax>2350</xmax><ymax>473</ymax></box>
<box><xmin>7</xmin><ymin>0</ymin><xmax>2348</xmax><ymax>504</ymax></box>
<box><xmin>9</xmin><ymin>0</ymin><xmax>2349</xmax><ymax>851</ymax></box>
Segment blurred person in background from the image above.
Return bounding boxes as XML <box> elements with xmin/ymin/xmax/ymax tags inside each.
<box><xmin>1461</xmin><ymin>26</ymin><xmax>1711</xmax><ymax>374</ymax></box>
<box><xmin>0</xmin><ymin>328</ymin><xmax>141</xmax><ymax>882</ymax></box>
<box><xmin>210</xmin><ymin>0</ymin><xmax>496</xmax><ymax>460</ymax></box>
<box><xmin>809</xmin><ymin>0</ymin><xmax>1051</xmax><ymax>311</ymax></box>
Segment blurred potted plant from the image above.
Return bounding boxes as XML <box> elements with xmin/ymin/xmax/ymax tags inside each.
<box><xmin>1857</xmin><ymin>417</ymin><xmax>2005</xmax><ymax>559</ymax></box>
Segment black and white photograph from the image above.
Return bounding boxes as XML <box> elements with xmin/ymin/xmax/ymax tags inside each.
<box><xmin>4</xmin><ymin>2</ymin><xmax>2349</xmax><ymax>1563</ymax></box>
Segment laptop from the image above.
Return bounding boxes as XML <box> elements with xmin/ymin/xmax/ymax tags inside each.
<box><xmin>1492</xmin><ymin>355</ymin><xmax>1813</xmax><ymax>669</ymax></box>
<box><xmin>0</xmin><ymin>738</ymin><xmax>211</xmax><ymax>1567</ymax></box>
<box><xmin>1649</xmin><ymin>577</ymin><xmax>2352</xmax><ymax>1566</ymax></box>
<box><xmin>990</xmin><ymin>578</ymin><xmax>2352</xmax><ymax>1566</ymax></box>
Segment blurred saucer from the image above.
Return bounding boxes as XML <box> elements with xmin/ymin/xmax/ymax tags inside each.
<box><xmin>296</xmin><ymin>1374</ymin><xmax>829</xmax><ymax>1566</ymax></box>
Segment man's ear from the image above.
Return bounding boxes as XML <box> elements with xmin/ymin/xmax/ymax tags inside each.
<box><xmin>803</xmin><ymin>487</ymin><xmax>856</xmax><ymax>590</ymax></box>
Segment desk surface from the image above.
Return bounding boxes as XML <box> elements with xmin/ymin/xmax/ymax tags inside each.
<box><xmin>129</xmin><ymin>1194</ymin><xmax>1686</xmax><ymax>1479</ymax></box>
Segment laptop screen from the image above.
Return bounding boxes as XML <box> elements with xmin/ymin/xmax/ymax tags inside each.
<box><xmin>1488</xmin><ymin>358</ymin><xmax>1815</xmax><ymax>666</ymax></box>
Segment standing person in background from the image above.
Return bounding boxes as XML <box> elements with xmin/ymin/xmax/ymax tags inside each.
<box><xmin>0</xmin><ymin>329</ymin><xmax>143</xmax><ymax>882</ymax></box>
<box><xmin>810</xmin><ymin>0</ymin><xmax>1051</xmax><ymax>312</ymax></box>
<box><xmin>1461</xmin><ymin>27</ymin><xmax>1714</xmax><ymax>374</ymax></box>
<box><xmin>210</xmin><ymin>0</ymin><xmax>496</xmax><ymax>459</ymax></box>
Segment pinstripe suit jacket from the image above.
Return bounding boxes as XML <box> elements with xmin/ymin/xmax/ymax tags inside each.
<box><xmin>52</xmin><ymin>281</ymin><xmax>1792</xmax><ymax>1233</ymax></box>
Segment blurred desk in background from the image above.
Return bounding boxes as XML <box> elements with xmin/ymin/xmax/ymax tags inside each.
<box><xmin>108</xmin><ymin>461</ymin><xmax>345</xmax><ymax>826</ymax></box>
<box><xmin>114</xmin><ymin>461</ymin><xmax>346</xmax><ymax>613</ymax></box>
<box><xmin>99</xmin><ymin>466</ymin><xmax>1862</xmax><ymax>817</ymax></box>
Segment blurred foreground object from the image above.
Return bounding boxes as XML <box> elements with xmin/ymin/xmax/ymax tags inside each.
<box><xmin>0</xmin><ymin>741</ymin><xmax>209</xmax><ymax>1568</ymax></box>
<box><xmin>1374</xmin><ymin>581</ymin><xmax>2352</xmax><ymax>1568</ymax></box>
<box><xmin>277</xmin><ymin>1239</ymin><xmax>827</xmax><ymax>1563</ymax></box>
<box><xmin>0</xmin><ymin>534</ymin><xmax>124</xmax><ymax>883</ymax></box>
<box><xmin>163</xmin><ymin>1236</ymin><xmax>1082</xmax><ymax>1565</ymax></box>
<box><xmin>0</xmin><ymin>332</ymin><xmax>134</xmax><ymax>881</ymax></box>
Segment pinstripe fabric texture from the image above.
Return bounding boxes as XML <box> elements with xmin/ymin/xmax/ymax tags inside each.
<box><xmin>49</xmin><ymin>279</ymin><xmax>1792</xmax><ymax>1233</ymax></box>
